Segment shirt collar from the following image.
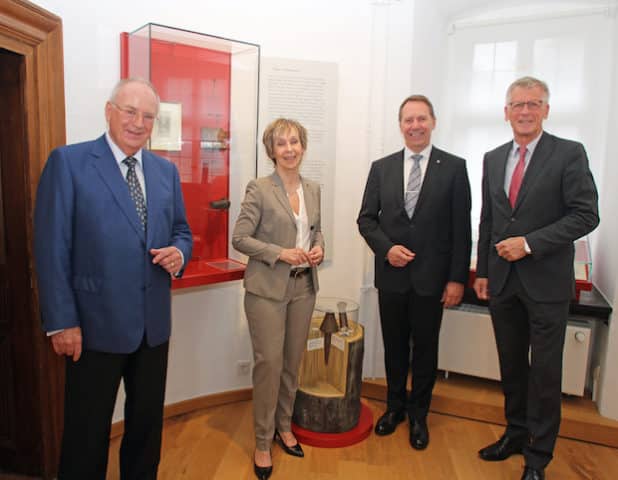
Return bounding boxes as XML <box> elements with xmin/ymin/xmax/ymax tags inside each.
<box><xmin>404</xmin><ymin>144</ymin><xmax>432</xmax><ymax>162</ymax></box>
<box><xmin>105</xmin><ymin>132</ymin><xmax>143</xmax><ymax>169</ymax></box>
<box><xmin>513</xmin><ymin>131</ymin><xmax>543</xmax><ymax>156</ymax></box>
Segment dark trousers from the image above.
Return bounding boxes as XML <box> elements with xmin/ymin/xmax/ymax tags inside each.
<box><xmin>489</xmin><ymin>271</ymin><xmax>568</xmax><ymax>470</ymax></box>
<box><xmin>378</xmin><ymin>288</ymin><xmax>444</xmax><ymax>420</ymax></box>
<box><xmin>58</xmin><ymin>339</ymin><xmax>169</xmax><ymax>480</ymax></box>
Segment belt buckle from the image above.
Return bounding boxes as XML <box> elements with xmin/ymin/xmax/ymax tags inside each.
<box><xmin>291</xmin><ymin>268</ymin><xmax>307</xmax><ymax>277</ymax></box>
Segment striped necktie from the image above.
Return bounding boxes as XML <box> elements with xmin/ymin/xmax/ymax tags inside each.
<box><xmin>123</xmin><ymin>157</ymin><xmax>147</xmax><ymax>229</ymax></box>
<box><xmin>405</xmin><ymin>154</ymin><xmax>422</xmax><ymax>218</ymax></box>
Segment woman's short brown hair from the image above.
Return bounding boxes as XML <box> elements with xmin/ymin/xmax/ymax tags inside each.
<box><xmin>262</xmin><ymin>118</ymin><xmax>308</xmax><ymax>164</ymax></box>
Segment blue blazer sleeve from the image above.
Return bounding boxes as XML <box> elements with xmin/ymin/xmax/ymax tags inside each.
<box><xmin>34</xmin><ymin>147</ymin><xmax>80</xmax><ymax>332</ymax></box>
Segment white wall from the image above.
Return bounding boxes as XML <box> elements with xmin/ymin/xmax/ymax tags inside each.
<box><xmin>596</xmin><ymin>9</ymin><xmax>618</xmax><ymax>419</ymax></box>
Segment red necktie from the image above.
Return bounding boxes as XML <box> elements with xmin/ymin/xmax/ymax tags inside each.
<box><xmin>508</xmin><ymin>146</ymin><xmax>526</xmax><ymax>208</ymax></box>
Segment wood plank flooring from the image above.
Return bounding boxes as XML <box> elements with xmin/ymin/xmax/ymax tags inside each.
<box><xmin>105</xmin><ymin>398</ymin><xmax>618</xmax><ymax>480</ymax></box>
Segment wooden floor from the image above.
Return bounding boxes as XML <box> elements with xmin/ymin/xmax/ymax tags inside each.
<box><xmin>105</xmin><ymin>398</ymin><xmax>618</xmax><ymax>480</ymax></box>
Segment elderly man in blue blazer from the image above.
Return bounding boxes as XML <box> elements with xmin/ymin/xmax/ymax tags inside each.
<box><xmin>34</xmin><ymin>78</ymin><xmax>192</xmax><ymax>480</ymax></box>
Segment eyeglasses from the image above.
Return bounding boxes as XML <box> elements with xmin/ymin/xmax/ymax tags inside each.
<box><xmin>508</xmin><ymin>100</ymin><xmax>545</xmax><ymax>112</ymax></box>
<box><xmin>110</xmin><ymin>102</ymin><xmax>157</xmax><ymax>124</ymax></box>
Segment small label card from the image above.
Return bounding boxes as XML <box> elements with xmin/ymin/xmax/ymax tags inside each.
<box><xmin>307</xmin><ymin>337</ymin><xmax>324</xmax><ymax>351</ymax></box>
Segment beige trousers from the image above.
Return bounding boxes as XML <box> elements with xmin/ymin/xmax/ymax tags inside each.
<box><xmin>244</xmin><ymin>273</ymin><xmax>315</xmax><ymax>450</ymax></box>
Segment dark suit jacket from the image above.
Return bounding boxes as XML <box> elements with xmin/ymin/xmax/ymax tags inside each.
<box><xmin>357</xmin><ymin>147</ymin><xmax>472</xmax><ymax>296</ymax></box>
<box><xmin>34</xmin><ymin>135</ymin><xmax>193</xmax><ymax>353</ymax></box>
<box><xmin>232</xmin><ymin>172</ymin><xmax>324</xmax><ymax>301</ymax></box>
<box><xmin>476</xmin><ymin>131</ymin><xmax>599</xmax><ymax>302</ymax></box>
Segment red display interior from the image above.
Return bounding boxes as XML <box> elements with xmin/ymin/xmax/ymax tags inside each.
<box><xmin>121</xmin><ymin>33</ymin><xmax>245</xmax><ymax>288</ymax></box>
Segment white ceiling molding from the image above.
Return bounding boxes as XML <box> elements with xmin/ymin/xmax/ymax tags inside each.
<box><xmin>447</xmin><ymin>2</ymin><xmax>615</xmax><ymax>34</ymax></box>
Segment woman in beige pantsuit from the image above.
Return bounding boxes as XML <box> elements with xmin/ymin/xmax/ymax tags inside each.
<box><xmin>232</xmin><ymin>118</ymin><xmax>324</xmax><ymax>480</ymax></box>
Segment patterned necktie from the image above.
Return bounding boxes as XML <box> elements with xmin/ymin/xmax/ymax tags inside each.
<box><xmin>405</xmin><ymin>154</ymin><xmax>423</xmax><ymax>218</ymax></box>
<box><xmin>508</xmin><ymin>146</ymin><xmax>527</xmax><ymax>208</ymax></box>
<box><xmin>123</xmin><ymin>157</ymin><xmax>147</xmax><ymax>229</ymax></box>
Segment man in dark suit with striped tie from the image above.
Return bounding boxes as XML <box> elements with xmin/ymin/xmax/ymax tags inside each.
<box><xmin>357</xmin><ymin>95</ymin><xmax>472</xmax><ymax>451</ymax></box>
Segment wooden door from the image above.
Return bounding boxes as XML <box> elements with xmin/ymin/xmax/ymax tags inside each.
<box><xmin>0</xmin><ymin>1</ymin><xmax>67</xmax><ymax>478</ymax></box>
<box><xmin>0</xmin><ymin>46</ymin><xmax>39</xmax><ymax>475</ymax></box>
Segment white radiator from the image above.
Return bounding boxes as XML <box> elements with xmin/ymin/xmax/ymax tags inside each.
<box><xmin>438</xmin><ymin>305</ymin><xmax>592</xmax><ymax>396</ymax></box>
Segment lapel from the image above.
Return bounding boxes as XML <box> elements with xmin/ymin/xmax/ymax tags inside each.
<box><xmin>143</xmin><ymin>150</ymin><xmax>163</xmax><ymax>248</ymax></box>
<box><xmin>491</xmin><ymin>142</ymin><xmax>512</xmax><ymax>210</ymax></box>
<box><xmin>512</xmin><ymin>132</ymin><xmax>553</xmax><ymax>212</ymax></box>
<box><xmin>390</xmin><ymin>150</ymin><xmax>406</xmax><ymax>210</ymax></box>
<box><xmin>90</xmin><ymin>135</ymin><xmax>146</xmax><ymax>243</ymax></box>
<box><xmin>270</xmin><ymin>171</ymin><xmax>296</xmax><ymax>225</ymax></box>
<box><xmin>301</xmin><ymin>176</ymin><xmax>316</xmax><ymax>227</ymax></box>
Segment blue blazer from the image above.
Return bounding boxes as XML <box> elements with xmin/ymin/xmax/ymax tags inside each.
<box><xmin>34</xmin><ymin>135</ymin><xmax>193</xmax><ymax>353</ymax></box>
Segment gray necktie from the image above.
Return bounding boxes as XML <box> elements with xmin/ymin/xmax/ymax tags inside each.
<box><xmin>123</xmin><ymin>157</ymin><xmax>147</xmax><ymax>229</ymax></box>
<box><xmin>405</xmin><ymin>154</ymin><xmax>422</xmax><ymax>218</ymax></box>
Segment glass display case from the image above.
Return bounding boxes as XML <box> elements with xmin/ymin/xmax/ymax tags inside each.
<box><xmin>574</xmin><ymin>237</ymin><xmax>593</xmax><ymax>300</ymax></box>
<box><xmin>121</xmin><ymin>24</ymin><xmax>259</xmax><ymax>288</ymax></box>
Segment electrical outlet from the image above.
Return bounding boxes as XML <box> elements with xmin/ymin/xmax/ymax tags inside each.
<box><xmin>237</xmin><ymin>360</ymin><xmax>251</xmax><ymax>375</ymax></box>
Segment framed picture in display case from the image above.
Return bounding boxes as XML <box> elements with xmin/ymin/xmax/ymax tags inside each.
<box><xmin>150</xmin><ymin>102</ymin><xmax>182</xmax><ymax>151</ymax></box>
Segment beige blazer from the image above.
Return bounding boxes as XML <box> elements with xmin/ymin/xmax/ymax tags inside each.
<box><xmin>232</xmin><ymin>171</ymin><xmax>324</xmax><ymax>301</ymax></box>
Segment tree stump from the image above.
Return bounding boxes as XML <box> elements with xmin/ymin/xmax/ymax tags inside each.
<box><xmin>293</xmin><ymin>312</ymin><xmax>364</xmax><ymax>433</ymax></box>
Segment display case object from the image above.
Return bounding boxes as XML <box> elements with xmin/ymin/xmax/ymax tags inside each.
<box><xmin>121</xmin><ymin>23</ymin><xmax>259</xmax><ymax>288</ymax></box>
<box><xmin>293</xmin><ymin>297</ymin><xmax>364</xmax><ymax>433</ymax></box>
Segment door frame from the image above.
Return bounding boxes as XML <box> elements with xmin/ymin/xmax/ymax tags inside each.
<box><xmin>0</xmin><ymin>0</ymin><xmax>66</xmax><ymax>477</ymax></box>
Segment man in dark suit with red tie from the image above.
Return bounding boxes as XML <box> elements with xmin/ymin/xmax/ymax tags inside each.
<box><xmin>357</xmin><ymin>95</ymin><xmax>471</xmax><ymax>451</ymax></box>
<box><xmin>474</xmin><ymin>77</ymin><xmax>599</xmax><ymax>480</ymax></box>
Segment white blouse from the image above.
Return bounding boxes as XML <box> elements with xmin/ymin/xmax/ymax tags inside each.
<box><xmin>293</xmin><ymin>185</ymin><xmax>311</xmax><ymax>267</ymax></box>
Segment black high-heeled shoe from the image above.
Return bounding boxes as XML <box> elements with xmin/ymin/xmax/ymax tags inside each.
<box><xmin>253</xmin><ymin>463</ymin><xmax>272</xmax><ymax>480</ymax></box>
<box><xmin>253</xmin><ymin>450</ymin><xmax>273</xmax><ymax>480</ymax></box>
<box><xmin>274</xmin><ymin>430</ymin><xmax>304</xmax><ymax>458</ymax></box>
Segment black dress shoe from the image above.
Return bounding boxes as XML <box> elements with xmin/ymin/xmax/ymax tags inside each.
<box><xmin>521</xmin><ymin>466</ymin><xmax>545</xmax><ymax>480</ymax></box>
<box><xmin>478</xmin><ymin>434</ymin><xmax>526</xmax><ymax>461</ymax></box>
<box><xmin>374</xmin><ymin>410</ymin><xmax>406</xmax><ymax>436</ymax></box>
<box><xmin>254</xmin><ymin>463</ymin><xmax>273</xmax><ymax>480</ymax></box>
<box><xmin>409</xmin><ymin>418</ymin><xmax>429</xmax><ymax>450</ymax></box>
<box><xmin>274</xmin><ymin>430</ymin><xmax>304</xmax><ymax>457</ymax></box>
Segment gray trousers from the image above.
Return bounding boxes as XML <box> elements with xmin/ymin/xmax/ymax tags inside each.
<box><xmin>245</xmin><ymin>273</ymin><xmax>315</xmax><ymax>450</ymax></box>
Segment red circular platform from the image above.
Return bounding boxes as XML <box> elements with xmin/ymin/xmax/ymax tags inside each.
<box><xmin>291</xmin><ymin>402</ymin><xmax>374</xmax><ymax>448</ymax></box>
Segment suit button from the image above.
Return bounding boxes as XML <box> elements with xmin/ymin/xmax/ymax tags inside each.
<box><xmin>510</xmin><ymin>217</ymin><xmax>515</xmax><ymax>222</ymax></box>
